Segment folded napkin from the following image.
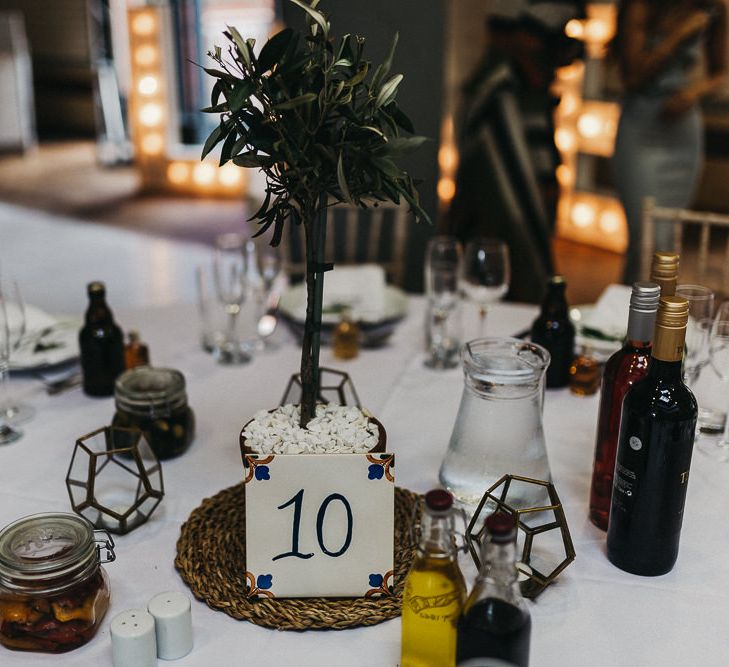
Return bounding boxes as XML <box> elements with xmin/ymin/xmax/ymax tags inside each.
<box><xmin>293</xmin><ymin>264</ymin><xmax>387</xmax><ymax>322</ymax></box>
<box><xmin>7</xmin><ymin>302</ymin><xmax>56</xmax><ymax>338</ymax></box>
<box><xmin>581</xmin><ymin>284</ymin><xmax>632</xmax><ymax>341</ymax></box>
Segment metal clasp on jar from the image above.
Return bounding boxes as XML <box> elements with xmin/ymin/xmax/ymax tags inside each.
<box><xmin>94</xmin><ymin>530</ymin><xmax>116</xmax><ymax>563</ymax></box>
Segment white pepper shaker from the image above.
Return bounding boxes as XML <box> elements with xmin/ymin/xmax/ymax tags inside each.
<box><xmin>148</xmin><ymin>591</ymin><xmax>193</xmax><ymax>659</ymax></box>
<box><xmin>110</xmin><ymin>609</ymin><xmax>157</xmax><ymax>667</ymax></box>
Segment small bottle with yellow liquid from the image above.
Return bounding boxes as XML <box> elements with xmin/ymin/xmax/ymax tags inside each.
<box><xmin>401</xmin><ymin>489</ymin><xmax>466</xmax><ymax>667</ymax></box>
<box><xmin>332</xmin><ymin>306</ymin><xmax>360</xmax><ymax>360</ymax></box>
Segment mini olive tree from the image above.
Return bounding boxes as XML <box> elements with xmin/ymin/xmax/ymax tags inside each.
<box><xmin>202</xmin><ymin>0</ymin><xmax>429</xmax><ymax>427</ymax></box>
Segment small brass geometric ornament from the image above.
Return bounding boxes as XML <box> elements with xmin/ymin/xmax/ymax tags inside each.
<box><xmin>65</xmin><ymin>426</ymin><xmax>164</xmax><ymax>535</ymax></box>
<box><xmin>466</xmin><ymin>474</ymin><xmax>576</xmax><ymax>599</ymax></box>
<box><xmin>280</xmin><ymin>367</ymin><xmax>360</xmax><ymax>407</ymax></box>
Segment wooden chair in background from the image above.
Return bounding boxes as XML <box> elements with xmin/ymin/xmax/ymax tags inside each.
<box><xmin>641</xmin><ymin>197</ymin><xmax>729</xmax><ymax>296</ymax></box>
<box><xmin>278</xmin><ymin>201</ymin><xmax>411</xmax><ymax>288</ymax></box>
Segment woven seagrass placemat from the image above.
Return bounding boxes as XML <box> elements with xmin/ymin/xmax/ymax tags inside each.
<box><xmin>175</xmin><ymin>483</ymin><xmax>420</xmax><ymax>630</ymax></box>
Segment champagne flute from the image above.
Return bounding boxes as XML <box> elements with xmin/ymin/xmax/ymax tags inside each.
<box><xmin>0</xmin><ymin>286</ymin><xmax>22</xmax><ymax>444</ymax></box>
<box><xmin>3</xmin><ymin>280</ymin><xmax>35</xmax><ymax>424</ymax></box>
<box><xmin>709</xmin><ymin>301</ymin><xmax>729</xmax><ymax>448</ymax></box>
<box><xmin>212</xmin><ymin>233</ymin><xmax>251</xmax><ymax>365</ymax></box>
<box><xmin>676</xmin><ymin>284</ymin><xmax>714</xmax><ymax>386</ymax></box>
<box><xmin>461</xmin><ymin>239</ymin><xmax>510</xmax><ymax>338</ymax></box>
<box><xmin>424</xmin><ymin>236</ymin><xmax>463</xmax><ymax>369</ymax></box>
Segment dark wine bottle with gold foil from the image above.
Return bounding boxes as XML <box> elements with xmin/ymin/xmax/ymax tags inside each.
<box><xmin>607</xmin><ymin>297</ymin><xmax>697</xmax><ymax>576</ymax></box>
<box><xmin>649</xmin><ymin>252</ymin><xmax>679</xmax><ymax>296</ymax></box>
<box><xmin>588</xmin><ymin>282</ymin><xmax>660</xmax><ymax>530</ymax></box>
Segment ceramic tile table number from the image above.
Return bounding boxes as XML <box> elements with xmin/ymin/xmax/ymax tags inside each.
<box><xmin>243</xmin><ymin>453</ymin><xmax>395</xmax><ymax>598</ymax></box>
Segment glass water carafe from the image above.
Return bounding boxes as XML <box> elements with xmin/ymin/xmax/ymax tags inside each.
<box><xmin>439</xmin><ymin>338</ymin><xmax>552</xmax><ymax>508</ymax></box>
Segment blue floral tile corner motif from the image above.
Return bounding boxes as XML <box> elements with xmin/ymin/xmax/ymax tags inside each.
<box><xmin>365</xmin><ymin>454</ymin><xmax>394</xmax><ymax>482</ymax></box>
<box><xmin>245</xmin><ymin>571</ymin><xmax>275</xmax><ymax>598</ymax></box>
<box><xmin>365</xmin><ymin>571</ymin><xmax>394</xmax><ymax>597</ymax></box>
<box><xmin>243</xmin><ymin>454</ymin><xmax>275</xmax><ymax>484</ymax></box>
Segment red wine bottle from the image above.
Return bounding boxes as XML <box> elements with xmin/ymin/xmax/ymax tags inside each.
<box><xmin>457</xmin><ymin>513</ymin><xmax>531</xmax><ymax>667</ymax></box>
<box><xmin>588</xmin><ymin>282</ymin><xmax>660</xmax><ymax>530</ymax></box>
<box><xmin>530</xmin><ymin>276</ymin><xmax>575</xmax><ymax>388</ymax></box>
<box><xmin>79</xmin><ymin>282</ymin><xmax>125</xmax><ymax>397</ymax></box>
<box><xmin>607</xmin><ymin>296</ymin><xmax>697</xmax><ymax>576</ymax></box>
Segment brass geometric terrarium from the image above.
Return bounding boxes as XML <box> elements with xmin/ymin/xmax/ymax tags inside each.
<box><xmin>466</xmin><ymin>474</ymin><xmax>576</xmax><ymax>599</ymax></box>
<box><xmin>280</xmin><ymin>367</ymin><xmax>360</xmax><ymax>407</ymax></box>
<box><xmin>65</xmin><ymin>426</ymin><xmax>164</xmax><ymax>535</ymax></box>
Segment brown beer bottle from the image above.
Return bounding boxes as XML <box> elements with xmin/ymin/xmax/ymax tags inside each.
<box><xmin>79</xmin><ymin>282</ymin><xmax>125</xmax><ymax>397</ymax></box>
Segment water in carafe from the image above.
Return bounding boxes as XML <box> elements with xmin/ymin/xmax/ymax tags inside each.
<box><xmin>439</xmin><ymin>338</ymin><xmax>552</xmax><ymax>509</ymax></box>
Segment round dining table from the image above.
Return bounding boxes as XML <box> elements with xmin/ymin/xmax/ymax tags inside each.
<box><xmin>1</xmin><ymin>202</ymin><xmax>728</xmax><ymax>666</ymax></box>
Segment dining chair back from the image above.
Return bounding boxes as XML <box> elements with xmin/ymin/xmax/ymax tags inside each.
<box><xmin>641</xmin><ymin>197</ymin><xmax>729</xmax><ymax>296</ymax></box>
<box><xmin>278</xmin><ymin>201</ymin><xmax>411</xmax><ymax>288</ymax></box>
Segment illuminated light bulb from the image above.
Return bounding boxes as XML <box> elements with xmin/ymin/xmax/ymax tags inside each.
<box><xmin>565</xmin><ymin>19</ymin><xmax>584</xmax><ymax>39</ymax></box>
<box><xmin>560</xmin><ymin>94</ymin><xmax>579</xmax><ymax>117</ymax></box>
<box><xmin>438</xmin><ymin>144</ymin><xmax>458</xmax><ymax>172</ymax></box>
<box><xmin>599</xmin><ymin>210</ymin><xmax>622</xmax><ymax>234</ymax></box>
<box><xmin>131</xmin><ymin>12</ymin><xmax>157</xmax><ymax>37</ymax></box>
<box><xmin>437</xmin><ymin>177</ymin><xmax>456</xmax><ymax>202</ymax></box>
<box><xmin>555</xmin><ymin>128</ymin><xmax>577</xmax><ymax>153</ymax></box>
<box><xmin>139</xmin><ymin>103</ymin><xmax>163</xmax><ymax>127</ymax></box>
<box><xmin>572</xmin><ymin>202</ymin><xmax>596</xmax><ymax>228</ymax></box>
<box><xmin>577</xmin><ymin>113</ymin><xmax>603</xmax><ymax>139</ymax></box>
<box><xmin>137</xmin><ymin>75</ymin><xmax>159</xmax><ymax>96</ymax></box>
<box><xmin>140</xmin><ymin>133</ymin><xmax>164</xmax><ymax>155</ymax></box>
<box><xmin>134</xmin><ymin>45</ymin><xmax>158</xmax><ymax>67</ymax></box>
<box><xmin>556</xmin><ymin>164</ymin><xmax>574</xmax><ymax>188</ymax></box>
<box><xmin>219</xmin><ymin>163</ymin><xmax>243</xmax><ymax>187</ymax></box>
<box><xmin>167</xmin><ymin>162</ymin><xmax>190</xmax><ymax>186</ymax></box>
<box><xmin>585</xmin><ymin>19</ymin><xmax>610</xmax><ymax>43</ymax></box>
<box><xmin>193</xmin><ymin>162</ymin><xmax>216</xmax><ymax>186</ymax></box>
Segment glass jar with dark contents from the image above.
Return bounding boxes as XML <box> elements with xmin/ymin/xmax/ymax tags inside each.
<box><xmin>0</xmin><ymin>513</ymin><xmax>115</xmax><ymax>653</ymax></box>
<box><xmin>112</xmin><ymin>367</ymin><xmax>195</xmax><ymax>460</ymax></box>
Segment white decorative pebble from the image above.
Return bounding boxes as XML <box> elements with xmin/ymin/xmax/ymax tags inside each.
<box><xmin>243</xmin><ymin>404</ymin><xmax>378</xmax><ymax>454</ymax></box>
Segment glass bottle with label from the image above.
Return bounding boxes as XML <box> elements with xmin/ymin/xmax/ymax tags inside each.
<box><xmin>401</xmin><ymin>489</ymin><xmax>466</xmax><ymax>667</ymax></box>
<box><xmin>124</xmin><ymin>330</ymin><xmax>150</xmax><ymax>369</ymax></box>
<box><xmin>607</xmin><ymin>296</ymin><xmax>697</xmax><ymax>576</ymax></box>
<box><xmin>456</xmin><ymin>512</ymin><xmax>531</xmax><ymax>667</ymax></box>
<box><xmin>79</xmin><ymin>282</ymin><xmax>125</xmax><ymax>397</ymax></box>
<box><xmin>530</xmin><ymin>276</ymin><xmax>575</xmax><ymax>388</ymax></box>
<box><xmin>588</xmin><ymin>282</ymin><xmax>661</xmax><ymax>530</ymax></box>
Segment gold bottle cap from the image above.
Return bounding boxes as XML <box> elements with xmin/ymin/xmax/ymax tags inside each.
<box><xmin>653</xmin><ymin>296</ymin><xmax>689</xmax><ymax>361</ymax></box>
<box><xmin>650</xmin><ymin>252</ymin><xmax>679</xmax><ymax>278</ymax></box>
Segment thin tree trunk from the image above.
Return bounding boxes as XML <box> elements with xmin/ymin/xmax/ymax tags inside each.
<box><xmin>299</xmin><ymin>193</ymin><xmax>328</xmax><ymax>427</ymax></box>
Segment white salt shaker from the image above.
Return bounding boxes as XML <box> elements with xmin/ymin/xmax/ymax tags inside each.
<box><xmin>110</xmin><ymin>609</ymin><xmax>157</xmax><ymax>667</ymax></box>
<box><xmin>148</xmin><ymin>591</ymin><xmax>193</xmax><ymax>660</ymax></box>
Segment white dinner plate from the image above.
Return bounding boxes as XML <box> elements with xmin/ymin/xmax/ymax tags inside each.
<box><xmin>10</xmin><ymin>318</ymin><xmax>81</xmax><ymax>371</ymax></box>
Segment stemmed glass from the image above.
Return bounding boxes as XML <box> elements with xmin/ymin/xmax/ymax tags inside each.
<box><xmin>256</xmin><ymin>244</ymin><xmax>283</xmax><ymax>344</ymax></box>
<box><xmin>212</xmin><ymin>233</ymin><xmax>251</xmax><ymax>365</ymax></box>
<box><xmin>0</xmin><ymin>285</ymin><xmax>22</xmax><ymax>444</ymax></box>
<box><xmin>676</xmin><ymin>284</ymin><xmax>714</xmax><ymax>386</ymax></box>
<box><xmin>3</xmin><ymin>280</ymin><xmax>35</xmax><ymax>424</ymax></box>
<box><xmin>709</xmin><ymin>301</ymin><xmax>729</xmax><ymax>448</ymax></box>
<box><xmin>424</xmin><ymin>236</ymin><xmax>463</xmax><ymax>369</ymax></box>
<box><xmin>461</xmin><ymin>239</ymin><xmax>510</xmax><ymax>338</ymax></box>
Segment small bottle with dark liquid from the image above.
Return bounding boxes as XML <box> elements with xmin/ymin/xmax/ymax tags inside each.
<box><xmin>456</xmin><ymin>512</ymin><xmax>531</xmax><ymax>667</ymax></box>
<box><xmin>124</xmin><ymin>330</ymin><xmax>150</xmax><ymax>369</ymax></box>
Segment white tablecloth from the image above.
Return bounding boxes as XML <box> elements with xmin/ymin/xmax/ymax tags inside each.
<box><xmin>2</xmin><ymin>203</ymin><xmax>729</xmax><ymax>666</ymax></box>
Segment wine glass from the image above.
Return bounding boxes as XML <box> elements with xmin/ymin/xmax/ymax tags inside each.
<box><xmin>212</xmin><ymin>233</ymin><xmax>251</xmax><ymax>365</ymax></box>
<box><xmin>676</xmin><ymin>284</ymin><xmax>714</xmax><ymax>386</ymax></box>
<box><xmin>709</xmin><ymin>301</ymin><xmax>729</xmax><ymax>448</ymax></box>
<box><xmin>424</xmin><ymin>236</ymin><xmax>463</xmax><ymax>369</ymax></box>
<box><xmin>256</xmin><ymin>243</ymin><xmax>283</xmax><ymax>346</ymax></box>
<box><xmin>461</xmin><ymin>239</ymin><xmax>510</xmax><ymax>338</ymax></box>
<box><xmin>0</xmin><ymin>286</ymin><xmax>22</xmax><ymax>444</ymax></box>
<box><xmin>3</xmin><ymin>280</ymin><xmax>35</xmax><ymax>424</ymax></box>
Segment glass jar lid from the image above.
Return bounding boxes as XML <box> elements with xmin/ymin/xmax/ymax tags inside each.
<box><xmin>0</xmin><ymin>513</ymin><xmax>108</xmax><ymax>592</ymax></box>
<box><xmin>115</xmin><ymin>367</ymin><xmax>187</xmax><ymax>417</ymax></box>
